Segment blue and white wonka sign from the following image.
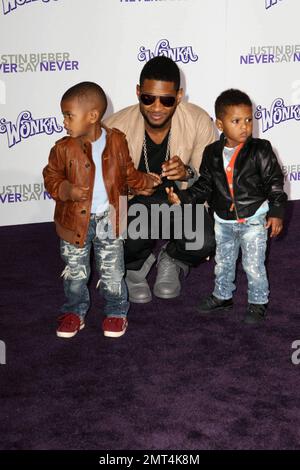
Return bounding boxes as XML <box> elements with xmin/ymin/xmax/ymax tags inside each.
<box><xmin>2</xmin><ymin>0</ymin><xmax>58</xmax><ymax>15</ymax></box>
<box><xmin>265</xmin><ymin>0</ymin><xmax>284</xmax><ymax>9</ymax></box>
<box><xmin>0</xmin><ymin>111</ymin><xmax>63</xmax><ymax>147</ymax></box>
<box><xmin>255</xmin><ymin>99</ymin><xmax>300</xmax><ymax>133</ymax></box>
<box><xmin>138</xmin><ymin>39</ymin><xmax>198</xmax><ymax>64</ymax></box>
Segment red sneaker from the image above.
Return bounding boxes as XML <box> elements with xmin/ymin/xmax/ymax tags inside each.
<box><xmin>56</xmin><ymin>313</ymin><xmax>85</xmax><ymax>338</ymax></box>
<box><xmin>102</xmin><ymin>317</ymin><xmax>128</xmax><ymax>338</ymax></box>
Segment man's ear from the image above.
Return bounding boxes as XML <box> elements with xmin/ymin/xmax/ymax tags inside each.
<box><xmin>89</xmin><ymin>109</ymin><xmax>100</xmax><ymax>124</ymax></box>
<box><xmin>176</xmin><ymin>88</ymin><xmax>184</xmax><ymax>104</ymax></box>
<box><xmin>136</xmin><ymin>84</ymin><xmax>141</xmax><ymax>99</ymax></box>
<box><xmin>215</xmin><ymin>118</ymin><xmax>223</xmax><ymax>132</ymax></box>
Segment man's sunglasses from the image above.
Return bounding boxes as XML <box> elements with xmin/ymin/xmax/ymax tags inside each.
<box><xmin>140</xmin><ymin>94</ymin><xmax>176</xmax><ymax>108</ymax></box>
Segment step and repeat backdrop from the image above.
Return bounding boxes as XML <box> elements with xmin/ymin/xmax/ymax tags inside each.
<box><xmin>0</xmin><ymin>0</ymin><xmax>299</xmax><ymax>226</ymax></box>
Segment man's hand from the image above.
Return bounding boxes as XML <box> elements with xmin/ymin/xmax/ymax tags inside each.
<box><xmin>165</xmin><ymin>186</ymin><xmax>181</xmax><ymax>205</ymax></box>
<box><xmin>265</xmin><ymin>217</ymin><xmax>283</xmax><ymax>238</ymax></box>
<box><xmin>69</xmin><ymin>185</ymin><xmax>89</xmax><ymax>202</ymax></box>
<box><xmin>161</xmin><ymin>156</ymin><xmax>188</xmax><ymax>181</ymax></box>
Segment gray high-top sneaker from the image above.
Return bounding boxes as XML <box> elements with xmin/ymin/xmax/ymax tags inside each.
<box><xmin>125</xmin><ymin>253</ymin><xmax>156</xmax><ymax>303</ymax></box>
<box><xmin>153</xmin><ymin>245</ymin><xmax>189</xmax><ymax>299</ymax></box>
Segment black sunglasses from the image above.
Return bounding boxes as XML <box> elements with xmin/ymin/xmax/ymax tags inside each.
<box><xmin>140</xmin><ymin>94</ymin><xmax>176</xmax><ymax>108</ymax></box>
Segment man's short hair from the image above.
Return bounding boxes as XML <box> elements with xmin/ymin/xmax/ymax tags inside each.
<box><xmin>139</xmin><ymin>56</ymin><xmax>180</xmax><ymax>91</ymax></box>
<box><xmin>61</xmin><ymin>81</ymin><xmax>107</xmax><ymax>114</ymax></box>
<box><xmin>215</xmin><ymin>89</ymin><xmax>252</xmax><ymax>119</ymax></box>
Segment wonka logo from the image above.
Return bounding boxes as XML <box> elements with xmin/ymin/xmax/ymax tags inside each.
<box><xmin>254</xmin><ymin>98</ymin><xmax>300</xmax><ymax>132</ymax></box>
<box><xmin>138</xmin><ymin>39</ymin><xmax>198</xmax><ymax>64</ymax></box>
<box><xmin>265</xmin><ymin>0</ymin><xmax>283</xmax><ymax>9</ymax></box>
<box><xmin>0</xmin><ymin>110</ymin><xmax>63</xmax><ymax>147</ymax></box>
<box><xmin>2</xmin><ymin>0</ymin><xmax>58</xmax><ymax>15</ymax></box>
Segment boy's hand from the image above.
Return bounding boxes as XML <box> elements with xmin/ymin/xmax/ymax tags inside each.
<box><xmin>161</xmin><ymin>156</ymin><xmax>187</xmax><ymax>181</ymax></box>
<box><xmin>165</xmin><ymin>186</ymin><xmax>181</xmax><ymax>205</ymax></box>
<box><xmin>69</xmin><ymin>185</ymin><xmax>89</xmax><ymax>202</ymax></box>
<box><xmin>146</xmin><ymin>172</ymin><xmax>162</xmax><ymax>188</ymax></box>
<box><xmin>265</xmin><ymin>217</ymin><xmax>283</xmax><ymax>238</ymax></box>
<box><xmin>128</xmin><ymin>173</ymin><xmax>161</xmax><ymax>197</ymax></box>
<box><xmin>129</xmin><ymin>187</ymin><xmax>156</xmax><ymax>196</ymax></box>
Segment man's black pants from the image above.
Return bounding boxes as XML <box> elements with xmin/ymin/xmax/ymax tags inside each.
<box><xmin>124</xmin><ymin>191</ymin><xmax>216</xmax><ymax>271</ymax></box>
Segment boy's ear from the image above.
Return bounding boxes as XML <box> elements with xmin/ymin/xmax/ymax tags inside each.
<box><xmin>215</xmin><ymin>118</ymin><xmax>223</xmax><ymax>132</ymax></box>
<box><xmin>89</xmin><ymin>109</ymin><xmax>100</xmax><ymax>124</ymax></box>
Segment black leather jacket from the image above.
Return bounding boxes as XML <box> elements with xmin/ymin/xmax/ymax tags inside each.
<box><xmin>180</xmin><ymin>135</ymin><xmax>287</xmax><ymax>220</ymax></box>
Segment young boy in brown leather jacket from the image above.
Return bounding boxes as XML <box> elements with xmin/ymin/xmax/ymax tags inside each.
<box><xmin>43</xmin><ymin>81</ymin><xmax>160</xmax><ymax>339</ymax></box>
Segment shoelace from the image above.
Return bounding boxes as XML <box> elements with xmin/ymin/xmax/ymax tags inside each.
<box><xmin>157</xmin><ymin>253</ymin><xmax>179</xmax><ymax>281</ymax></box>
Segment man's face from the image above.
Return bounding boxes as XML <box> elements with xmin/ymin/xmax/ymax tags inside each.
<box><xmin>61</xmin><ymin>97</ymin><xmax>93</xmax><ymax>138</ymax></box>
<box><xmin>216</xmin><ymin>104</ymin><xmax>253</xmax><ymax>148</ymax></box>
<box><xmin>137</xmin><ymin>79</ymin><xmax>182</xmax><ymax>130</ymax></box>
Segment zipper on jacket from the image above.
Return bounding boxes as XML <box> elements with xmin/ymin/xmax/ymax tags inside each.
<box><xmin>231</xmin><ymin>192</ymin><xmax>241</xmax><ymax>221</ymax></box>
<box><xmin>223</xmin><ymin>143</ymin><xmax>246</xmax><ymax>223</ymax></box>
<box><xmin>222</xmin><ymin>167</ymin><xmax>239</xmax><ymax>219</ymax></box>
<box><xmin>224</xmin><ymin>175</ymin><xmax>241</xmax><ymax>221</ymax></box>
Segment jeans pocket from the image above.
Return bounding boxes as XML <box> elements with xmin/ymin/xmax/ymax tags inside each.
<box><xmin>247</xmin><ymin>215</ymin><xmax>266</xmax><ymax>227</ymax></box>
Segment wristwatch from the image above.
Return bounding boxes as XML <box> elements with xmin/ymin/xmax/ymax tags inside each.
<box><xmin>184</xmin><ymin>165</ymin><xmax>195</xmax><ymax>180</ymax></box>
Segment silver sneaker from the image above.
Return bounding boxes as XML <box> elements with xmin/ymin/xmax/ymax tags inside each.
<box><xmin>153</xmin><ymin>245</ymin><xmax>189</xmax><ymax>299</ymax></box>
<box><xmin>125</xmin><ymin>253</ymin><xmax>156</xmax><ymax>303</ymax></box>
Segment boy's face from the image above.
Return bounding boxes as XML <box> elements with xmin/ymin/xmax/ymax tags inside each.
<box><xmin>61</xmin><ymin>97</ymin><xmax>97</xmax><ymax>139</ymax></box>
<box><xmin>216</xmin><ymin>104</ymin><xmax>253</xmax><ymax>148</ymax></box>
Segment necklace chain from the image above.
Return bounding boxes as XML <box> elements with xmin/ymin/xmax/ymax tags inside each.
<box><xmin>142</xmin><ymin>130</ymin><xmax>171</xmax><ymax>174</ymax></box>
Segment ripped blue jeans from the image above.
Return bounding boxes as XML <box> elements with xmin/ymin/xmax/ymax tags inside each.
<box><xmin>213</xmin><ymin>215</ymin><xmax>269</xmax><ymax>304</ymax></box>
<box><xmin>60</xmin><ymin>213</ymin><xmax>129</xmax><ymax>319</ymax></box>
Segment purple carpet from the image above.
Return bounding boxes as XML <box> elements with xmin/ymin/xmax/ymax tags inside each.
<box><xmin>1</xmin><ymin>201</ymin><xmax>300</xmax><ymax>450</ymax></box>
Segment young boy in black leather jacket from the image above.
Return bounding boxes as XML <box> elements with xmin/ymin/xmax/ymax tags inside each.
<box><xmin>167</xmin><ymin>89</ymin><xmax>287</xmax><ymax>324</ymax></box>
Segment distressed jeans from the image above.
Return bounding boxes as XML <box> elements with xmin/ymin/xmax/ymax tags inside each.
<box><xmin>213</xmin><ymin>215</ymin><xmax>269</xmax><ymax>304</ymax></box>
<box><xmin>60</xmin><ymin>213</ymin><xmax>129</xmax><ymax>319</ymax></box>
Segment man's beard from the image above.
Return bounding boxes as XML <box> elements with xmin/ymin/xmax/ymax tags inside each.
<box><xmin>141</xmin><ymin>108</ymin><xmax>176</xmax><ymax>130</ymax></box>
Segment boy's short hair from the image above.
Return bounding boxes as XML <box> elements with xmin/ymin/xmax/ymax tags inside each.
<box><xmin>139</xmin><ymin>56</ymin><xmax>180</xmax><ymax>91</ymax></box>
<box><xmin>215</xmin><ymin>89</ymin><xmax>252</xmax><ymax>119</ymax></box>
<box><xmin>61</xmin><ymin>81</ymin><xmax>107</xmax><ymax>115</ymax></box>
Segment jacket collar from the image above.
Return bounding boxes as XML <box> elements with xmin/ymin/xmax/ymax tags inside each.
<box><xmin>219</xmin><ymin>133</ymin><xmax>253</xmax><ymax>149</ymax></box>
<box><xmin>77</xmin><ymin>123</ymin><xmax>110</xmax><ymax>152</ymax></box>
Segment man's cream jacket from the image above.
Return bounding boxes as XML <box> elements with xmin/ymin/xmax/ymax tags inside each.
<box><xmin>104</xmin><ymin>101</ymin><xmax>216</xmax><ymax>188</ymax></box>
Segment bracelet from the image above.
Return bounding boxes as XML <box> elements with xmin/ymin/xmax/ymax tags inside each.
<box><xmin>184</xmin><ymin>165</ymin><xmax>195</xmax><ymax>180</ymax></box>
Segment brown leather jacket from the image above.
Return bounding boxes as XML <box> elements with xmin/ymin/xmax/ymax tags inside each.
<box><xmin>43</xmin><ymin>125</ymin><xmax>154</xmax><ymax>246</ymax></box>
